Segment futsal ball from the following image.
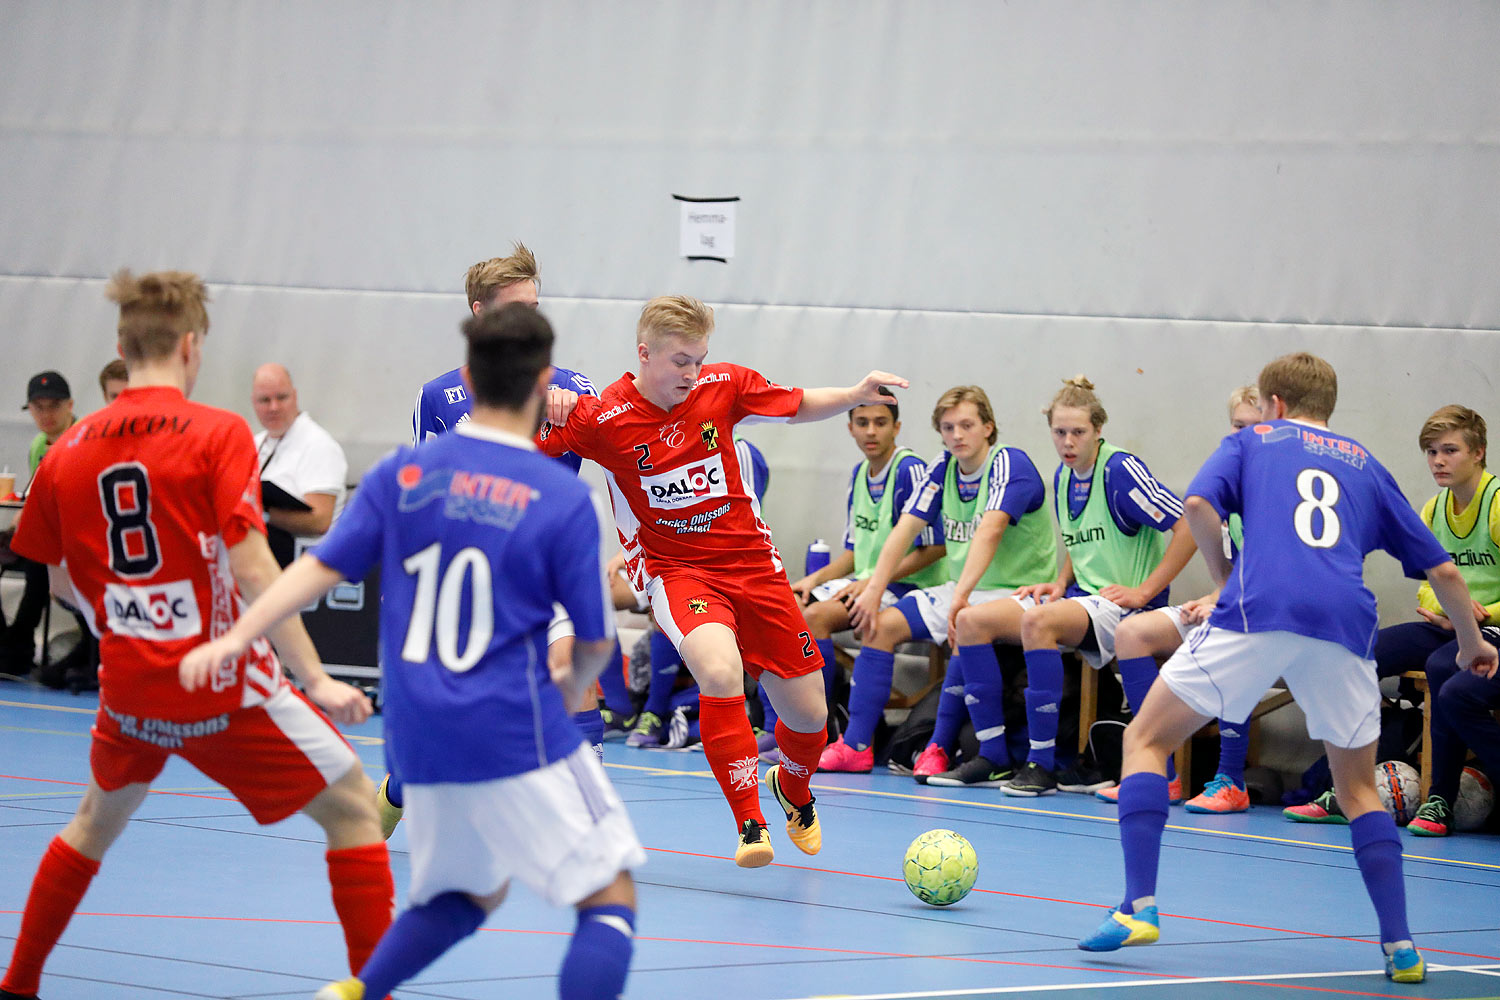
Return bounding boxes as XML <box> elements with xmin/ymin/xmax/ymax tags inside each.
<box><xmin>903</xmin><ymin>829</ymin><xmax>978</xmax><ymax>906</ymax></box>
<box><xmin>1375</xmin><ymin>761</ymin><xmax>1420</xmax><ymax>825</ymax></box>
<box><xmin>1455</xmin><ymin>766</ymin><xmax>1495</xmax><ymax>832</ymax></box>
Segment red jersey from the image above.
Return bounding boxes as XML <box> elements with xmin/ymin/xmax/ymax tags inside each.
<box><xmin>12</xmin><ymin>385</ymin><xmax>283</xmax><ymax>722</ymax></box>
<box><xmin>539</xmin><ymin>363</ymin><xmax>803</xmax><ymax>590</ymax></box>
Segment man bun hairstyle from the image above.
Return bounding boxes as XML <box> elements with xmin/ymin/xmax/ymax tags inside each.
<box><xmin>1044</xmin><ymin>375</ymin><xmax>1108</xmax><ymax>430</ymax></box>
<box><xmin>106</xmin><ymin>269</ymin><xmax>210</xmax><ymax>364</ymax></box>
<box><xmin>462</xmin><ymin>302</ymin><xmax>555</xmax><ymax>410</ymax></box>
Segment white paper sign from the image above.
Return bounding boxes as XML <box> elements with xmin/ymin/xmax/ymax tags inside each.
<box><xmin>677</xmin><ymin>198</ymin><xmax>737</xmax><ymax>260</ymax></box>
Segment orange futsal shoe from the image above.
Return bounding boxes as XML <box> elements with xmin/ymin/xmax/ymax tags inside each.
<box><xmin>765</xmin><ymin>763</ymin><xmax>821</xmax><ymax>855</ymax></box>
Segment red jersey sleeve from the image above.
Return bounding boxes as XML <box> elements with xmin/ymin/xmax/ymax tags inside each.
<box><xmin>214</xmin><ymin>417</ymin><xmax>268</xmax><ymax>548</ymax></box>
<box><xmin>538</xmin><ymin>395</ymin><xmax>601</xmax><ymax>458</ymax></box>
<box><xmin>729</xmin><ymin>364</ymin><xmax>804</xmax><ymax>425</ymax></box>
<box><xmin>10</xmin><ymin>455</ymin><xmax>63</xmax><ymax>565</ymax></box>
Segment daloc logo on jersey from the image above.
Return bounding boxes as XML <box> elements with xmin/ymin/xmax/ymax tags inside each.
<box><xmin>104</xmin><ymin>580</ymin><xmax>203</xmax><ymax>641</ymax></box>
<box><xmin>641</xmin><ymin>454</ymin><xmax>728</xmax><ymax>510</ymax></box>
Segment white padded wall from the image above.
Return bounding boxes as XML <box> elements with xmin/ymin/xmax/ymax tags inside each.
<box><xmin>3</xmin><ymin>2</ymin><xmax>1498</xmax><ymax>615</ymax></box>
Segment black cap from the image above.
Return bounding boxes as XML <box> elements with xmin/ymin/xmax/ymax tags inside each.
<box><xmin>22</xmin><ymin>371</ymin><xmax>71</xmax><ymax>409</ymax></box>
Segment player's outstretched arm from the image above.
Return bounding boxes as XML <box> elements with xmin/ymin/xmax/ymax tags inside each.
<box><xmin>1425</xmin><ymin>561</ymin><xmax>1500</xmax><ymax>679</ymax></box>
<box><xmin>789</xmin><ymin>371</ymin><xmax>910</xmax><ymax>424</ymax></box>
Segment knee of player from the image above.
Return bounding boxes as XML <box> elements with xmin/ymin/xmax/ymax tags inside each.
<box><xmin>306</xmin><ymin>767</ymin><xmax>380</xmax><ymax>829</ymax></box>
<box><xmin>1019</xmin><ymin>604</ymin><xmax>1055</xmax><ymax>648</ymax></box>
<box><xmin>1113</xmin><ymin>616</ymin><xmax>1151</xmax><ymax>660</ymax></box>
<box><xmin>802</xmin><ymin>600</ymin><xmax>844</xmax><ymax>638</ymax></box>
<box><xmin>871</xmin><ymin>608</ymin><xmax>910</xmax><ymax>649</ymax></box>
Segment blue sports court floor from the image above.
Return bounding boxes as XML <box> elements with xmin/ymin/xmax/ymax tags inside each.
<box><xmin>3</xmin><ymin>680</ymin><xmax>1498</xmax><ymax>999</ymax></box>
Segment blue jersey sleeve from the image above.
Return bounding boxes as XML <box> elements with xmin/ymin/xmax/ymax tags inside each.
<box><xmin>986</xmin><ymin>447</ymin><xmax>1046</xmax><ymax>524</ymax></box>
<box><xmin>1187</xmin><ymin>431</ymin><xmax>1246</xmax><ymax>522</ymax></box>
<box><xmin>894</xmin><ymin>453</ymin><xmax>941</xmax><ymax>547</ymax></box>
<box><xmin>548</xmin><ymin>491</ymin><xmax>615</xmax><ymax>643</ymax></box>
<box><xmin>903</xmin><ymin>452</ymin><xmax>950</xmax><ymax>529</ymax></box>
<box><xmin>734</xmin><ymin>437</ymin><xmax>770</xmax><ymax>503</ymax></box>
<box><xmin>412</xmin><ymin>384</ymin><xmax>440</xmax><ymax>445</ymax></box>
<box><xmin>551</xmin><ymin>367</ymin><xmax>597</xmax><ymax>398</ymax></box>
<box><xmin>1372</xmin><ymin>459</ymin><xmax>1453</xmax><ymax>579</ymax></box>
<box><xmin>312</xmin><ymin>452</ymin><xmax>398</xmax><ymax>582</ymax></box>
<box><xmin>1105</xmin><ymin>450</ymin><xmax>1184</xmax><ymax>532</ymax></box>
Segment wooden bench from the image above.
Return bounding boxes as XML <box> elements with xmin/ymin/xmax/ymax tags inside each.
<box><xmin>1401</xmin><ymin>670</ymin><xmax>1432</xmax><ymax>801</ymax></box>
<box><xmin>831</xmin><ymin>634</ymin><xmax>948</xmax><ymax>710</ymax></box>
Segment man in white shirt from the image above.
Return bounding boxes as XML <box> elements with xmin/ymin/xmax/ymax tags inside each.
<box><xmin>251</xmin><ymin>364</ymin><xmax>348</xmax><ymax>559</ymax></box>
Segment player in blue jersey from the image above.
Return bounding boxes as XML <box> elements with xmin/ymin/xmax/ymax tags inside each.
<box><xmin>1077</xmin><ymin>353</ymin><xmax>1497</xmax><ymax>985</ymax></box>
<box><xmin>1094</xmin><ymin>386</ymin><xmax>1264</xmax><ymax>813</ymax></box>
<box><xmin>1002</xmin><ymin>376</ymin><xmax>1196</xmax><ymax>798</ymax></box>
<box><xmin>185</xmin><ymin>304</ymin><xmax>644</xmax><ymax>1000</ymax></box>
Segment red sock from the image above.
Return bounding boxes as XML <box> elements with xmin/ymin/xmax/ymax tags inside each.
<box><xmin>773</xmin><ymin>719</ymin><xmax>827</xmax><ymax>807</ymax></box>
<box><xmin>326</xmin><ymin>842</ymin><xmax>395</xmax><ymax>976</ymax></box>
<box><xmin>698</xmin><ymin>694</ymin><xmax>766</xmax><ymax>829</ymax></box>
<box><xmin>1</xmin><ymin>836</ymin><xmax>101</xmax><ymax>996</ymax></box>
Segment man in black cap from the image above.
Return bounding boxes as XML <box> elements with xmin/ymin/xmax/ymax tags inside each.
<box><xmin>23</xmin><ymin>370</ymin><xmax>76</xmax><ymax>476</ymax></box>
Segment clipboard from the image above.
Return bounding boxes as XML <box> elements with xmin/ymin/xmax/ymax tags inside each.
<box><xmin>261</xmin><ymin>480</ymin><xmax>312</xmax><ymax>512</ymax></box>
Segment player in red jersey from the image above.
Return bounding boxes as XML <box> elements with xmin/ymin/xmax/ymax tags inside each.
<box><xmin>0</xmin><ymin>271</ymin><xmax>393</xmax><ymax>1000</ymax></box>
<box><xmin>540</xmin><ymin>295</ymin><xmax>905</xmax><ymax>866</ymax></box>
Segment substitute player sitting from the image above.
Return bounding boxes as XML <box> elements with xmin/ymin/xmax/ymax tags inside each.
<box><xmin>788</xmin><ymin>387</ymin><xmax>944</xmax><ymax>721</ymax></box>
<box><xmin>1</xmin><ymin>271</ymin><xmax>393</xmax><ymax>1000</ymax></box>
<box><xmin>833</xmin><ymin>386</ymin><xmax>1057</xmax><ymax>781</ymax></box>
<box><xmin>539</xmin><ymin>294</ymin><xmax>906</xmax><ymax>866</ymax></box>
<box><xmin>1003</xmin><ymin>376</ymin><xmax>1196</xmax><ymax>798</ymax></box>
<box><xmin>1095</xmin><ymin>385</ymin><xmax>1265</xmax><ymax>813</ymax></box>
<box><xmin>185</xmin><ymin>304</ymin><xmax>644</xmax><ymax>1000</ymax></box>
<box><xmin>1078</xmin><ymin>353</ymin><xmax>1497</xmax><ymax>986</ymax></box>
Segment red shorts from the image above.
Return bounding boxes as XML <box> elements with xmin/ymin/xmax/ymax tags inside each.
<box><xmin>649</xmin><ymin>567</ymin><xmax>820</xmax><ymax>679</ymax></box>
<box><xmin>90</xmin><ymin>684</ymin><xmax>359</xmax><ymax>825</ymax></box>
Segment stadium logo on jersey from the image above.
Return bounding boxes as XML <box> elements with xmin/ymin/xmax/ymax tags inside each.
<box><xmin>444</xmin><ymin>385</ymin><xmax>467</xmax><ymax>405</ymax></box>
<box><xmin>103</xmin><ymin>580</ymin><xmax>202</xmax><ymax>641</ymax></box>
<box><xmin>659</xmin><ymin>421</ymin><xmax>687</xmax><ymax>448</ymax></box>
<box><xmin>596</xmin><ymin>402</ymin><xmax>633</xmax><ymax>423</ymax></box>
<box><xmin>687</xmin><ymin>597</ymin><xmax>710</xmax><ymax>614</ymax></box>
<box><xmin>695</xmin><ymin>371</ymin><xmax>732</xmax><ymax>387</ymax></box>
<box><xmin>728</xmin><ymin>755</ymin><xmax>760</xmax><ymax>790</ymax></box>
<box><xmin>642</xmin><ymin>454</ymin><xmax>728</xmax><ymax>509</ymax></box>
<box><xmin>1454</xmin><ymin>550</ymin><xmax>1497</xmax><ymax>567</ymax></box>
<box><xmin>700</xmin><ymin>421</ymin><xmax>719</xmax><ymax>450</ymax></box>
<box><xmin>943</xmin><ymin>515</ymin><xmax>979</xmax><ymax>544</ymax></box>
<box><xmin>1062</xmin><ymin>526</ymin><xmax>1106</xmax><ymax>547</ymax></box>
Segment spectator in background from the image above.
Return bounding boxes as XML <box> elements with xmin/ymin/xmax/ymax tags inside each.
<box><xmin>98</xmin><ymin>359</ymin><xmax>128</xmax><ymax>404</ymax></box>
<box><xmin>24</xmin><ymin>371</ymin><xmax>76</xmax><ymax>478</ymax></box>
<box><xmin>251</xmin><ymin>363</ymin><xmax>348</xmax><ymax>566</ymax></box>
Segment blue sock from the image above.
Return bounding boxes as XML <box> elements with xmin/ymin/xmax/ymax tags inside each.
<box><xmin>560</xmin><ymin>903</ymin><xmax>635</xmax><ymax>1000</ymax></box>
<box><xmin>573</xmin><ymin>706</ymin><xmax>604</xmax><ymax>751</ymax></box>
<box><xmin>1216</xmin><ymin>717</ymin><xmax>1249</xmax><ymax>785</ymax></box>
<box><xmin>1023</xmin><ymin>648</ymin><xmax>1064</xmax><ymax>770</ymax></box>
<box><xmin>1117</xmin><ymin>772</ymin><xmax>1170</xmax><ymax>914</ymax></box>
<box><xmin>1349</xmin><ymin>811</ymin><xmax>1412</xmax><ymax>945</ymax></box>
<box><xmin>357</xmin><ymin>891</ymin><xmax>485</xmax><ymax>998</ymax></box>
<box><xmin>384</xmin><ymin>773</ymin><xmax>404</xmax><ymax>809</ymax></box>
<box><xmin>930</xmin><ymin>652</ymin><xmax>966</xmax><ymax>751</ymax></box>
<box><xmin>816</xmin><ymin>638</ymin><xmax>838</xmax><ymax>698</ymax></box>
<box><xmin>597</xmin><ymin>640</ymin><xmax>633</xmax><ymax>716</ymax></box>
<box><xmin>844</xmin><ymin>647</ymin><xmax>895</xmax><ymax>750</ymax></box>
<box><xmin>1116</xmin><ymin>655</ymin><xmax>1173</xmax><ymax>780</ymax></box>
<box><xmin>959</xmin><ymin>644</ymin><xmax>1010</xmax><ymax>765</ymax></box>
<box><xmin>645</xmin><ymin>631</ymin><xmax>680</xmax><ymax>717</ymax></box>
<box><xmin>758</xmin><ymin>685</ymin><xmax>779</xmax><ymax>731</ymax></box>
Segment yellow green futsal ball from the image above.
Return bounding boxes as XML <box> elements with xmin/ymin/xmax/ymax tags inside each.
<box><xmin>902</xmin><ymin>829</ymin><xmax>978</xmax><ymax>906</ymax></box>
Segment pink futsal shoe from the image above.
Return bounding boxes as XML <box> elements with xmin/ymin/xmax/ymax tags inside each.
<box><xmin>817</xmin><ymin>738</ymin><xmax>873</xmax><ymax>773</ymax></box>
<box><xmin>1184</xmin><ymin>773</ymin><xmax>1250</xmax><ymax>814</ymax></box>
<box><xmin>912</xmin><ymin>743</ymin><xmax>951</xmax><ymax>784</ymax></box>
<box><xmin>1094</xmin><ymin>775</ymin><xmax>1183</xmax><ymax>805</ymax></box>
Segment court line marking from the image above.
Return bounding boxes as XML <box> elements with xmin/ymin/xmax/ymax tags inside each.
<box><xmin>773</xmin><ymin>963</ymin><xmax>1500</xmax><ymax>998</ymax></box>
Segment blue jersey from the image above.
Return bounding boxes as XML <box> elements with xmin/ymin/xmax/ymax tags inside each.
<box><xmin>1190</xmin><ymin>420</ymin><xmax>1450</xmax><ymax>658</ymax></box>
<box><xmin>313</xmin><ymin>423</ymin><xmax>615</xmax><ymax>784</ymax></box>
<box><xmin>906</xmin><ymin>446</ymin><xmax>1045</xmax><ymax>530</ymax></box>
<box><xmin>844</xmin><ymin>451</ymin><xmax>940</xmax><ymax>550</ymax></box>
<box><xmin>734</xmin><ymin>436</ymin><xmax>770</xmax><ymax>503</ymax></box>
<box><xmin>413</xmin><ymin>365</ymin><xmax>596</xmax><ymax>474</ymax></box>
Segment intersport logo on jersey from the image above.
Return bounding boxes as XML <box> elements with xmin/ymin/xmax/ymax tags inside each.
<box><xmin>642</xmin><ymin>454</ymin><xmax>728</xmax><ymax>510</ymax></box>
<box><xmin>103</xmin><ymin>580</ymin><xmax>203</xmax><ymax>641</ymax></box>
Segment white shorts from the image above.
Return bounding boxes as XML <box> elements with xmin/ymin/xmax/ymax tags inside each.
<box><xmin>403</xmin><ymin>744</ymin><xmax>646</xmax><ymax>908</ymax></box>
<box><xmin>1069</xmin><ymin>594</ymin><xmax>1138</xmax><ymax>669</ymax></box>
<box><xmin>1160</xmin><ymin>605</ymin><xmax>1193</xmax><ymax>641</ymax></box>
<box><xmin>1158</xmin><ymin>626</ymin><xmax>1380</xmax><ymax>749</ymax></box>
<box><xmin>548</xmin><ymin>603</ymin><xmax>574</xmax><ymax>645</ymax></box>
<box><xmin>903</xmin><ymin>581</ymin><xmax>1028</xmax><ymax>645</ymax></box>
<box><xmin>810</xmin><ymin>576</ymin><xmax>901</xmax><ymax>610</ymax></box>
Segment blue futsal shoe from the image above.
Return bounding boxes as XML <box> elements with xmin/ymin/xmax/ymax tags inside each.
<box><xmin>1077</xmin><ymin>905</ymin><xmax>1159</xmax><ymax>952</ymax></box>
<box><xmin>1384</xmin><ymin>944</ymin><xmax>1425</xmax><ymax>984</ymax></box>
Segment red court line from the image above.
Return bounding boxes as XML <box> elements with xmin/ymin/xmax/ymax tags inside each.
<box><xmin>643</xmin><ymin>845</ymin><xmax>1500</xmax><ymax>963</ymax></box>
<box><xmin>0</xmin><ymin>773</ymin><xmax>237</xmax><ymax>804</ymax></box>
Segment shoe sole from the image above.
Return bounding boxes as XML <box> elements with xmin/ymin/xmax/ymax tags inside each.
<box><xmin>926</xmin><ymin>775</ymin><xmax>1011</xmax><ymax>788</ymax></box>
<box><xmin>1058</xmin><ymin>782</ymin><xmax>1115</xmax><ymax>794</ymax></box>
<box><xmin>1001</xmin><ymin>785</ymin><xmax>1056</xmax><ymax>797</ymax></box>
<box><xmin>735</xmin><ymin>842</ymin><xmax>775</xmax><ymax>868</ymax></box>
<box><xmin>1282</xmin><ymin>812</ymin><xmax>1347</xmax><ymax>824</ymax></box>
<box><xmin>1185</xmin><ymin>801</ymin><xmax>1248</xmax><ymax>814</ymax></box>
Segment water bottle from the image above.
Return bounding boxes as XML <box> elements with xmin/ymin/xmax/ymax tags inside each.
<box><xmin>805</xmin><ymin>538</ymin><xmax>830</xmax><ymax>576</ymax></box>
